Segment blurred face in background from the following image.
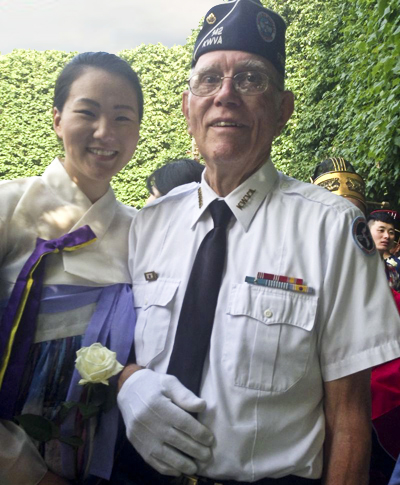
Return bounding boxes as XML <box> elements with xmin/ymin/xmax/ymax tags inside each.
<box><xmin>368</xmin><ymin>220</ymin><xmax>396</xmax><ymax>256</ymax></box>
<box><xmin>146</xmin><ymin>185</ymin><xmax>162</xmax><ymax>205</ymax></box>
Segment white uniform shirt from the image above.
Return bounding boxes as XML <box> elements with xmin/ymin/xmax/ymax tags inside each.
<box><xmin>129</xmin><ymin>160</ymin><xmax>400</xmax><ymax>481</ymax></box>
<box><xmin>0</xmin><ymin>158</ymin><xmax>136</xmax><ymax>484</ymax></box>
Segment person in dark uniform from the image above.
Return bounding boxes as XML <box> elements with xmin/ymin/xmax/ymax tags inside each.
<box><xmin>368</xmin><ymin>210</ymin><xmax>400</xmax><ymax>291</ymax></box>
<box><xmin>311</xmin><ymin>160</ymin><xmax>399</xmax><ymax>483</ymax></box>
<box><xmin>367</xmin><ymin>210</ymin><xmax>400</xmax><ymax>484</ymax></box>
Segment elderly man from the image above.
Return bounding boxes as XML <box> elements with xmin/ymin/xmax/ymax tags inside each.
<box><xmin>117</xmin><ymin>1</ymin><xmax>400</xmax><ymax>484</ymax></box>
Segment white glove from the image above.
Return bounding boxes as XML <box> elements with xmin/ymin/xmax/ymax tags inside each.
<box><xmin>117</xmin><ymin>369</ymin><xmax>214</xmax><ymax>477</ymax></box>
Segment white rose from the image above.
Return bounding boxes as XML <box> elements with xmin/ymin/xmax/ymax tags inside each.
<box><xmin>75</xmin><ymin>343</ymin><xmax>124</xmax><ymax>386</ymax></box>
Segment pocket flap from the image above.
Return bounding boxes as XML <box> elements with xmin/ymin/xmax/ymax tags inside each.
<box><xmin>133</xmin><ymin>278</ymin><xmax>180</xmax><ymax>310</ymax></box>
<box><xmin>228</xmin><ymin>283</ymin><xmax>317</xmax><ymax>331</ymax></box>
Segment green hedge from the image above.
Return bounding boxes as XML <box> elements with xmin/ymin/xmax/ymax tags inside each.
<box><xmin>267</xmin><ymin>0</ymin><xmax>400</xmax><ymax>208</ymax></box>
<box><xmin>1</xmin><ymin>0</ymin><xmax>399</xmax><ymax>208</ymax></box>
<box><xmin>0</xmin><ymin>45</ymin><xmax>195</xmax><ymax>208</ymax></box>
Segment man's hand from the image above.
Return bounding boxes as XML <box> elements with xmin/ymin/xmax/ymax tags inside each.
<box><xmin>118</xmin><ymin>363</ymin><xmax>143</xmax><ymax>392</ymax></box>
<box><xmin>117</xmin><ymin>369</ymin><xmax>214</xmax><ymax>477</ymax></box>
<box><xmin>323</xmin><ymin>369</ymin><xmax>371</xmax><ymax>485</ymax></box>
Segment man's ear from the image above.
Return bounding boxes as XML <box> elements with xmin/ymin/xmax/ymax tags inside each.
<box><xmin>275</xmin><ymin>90</ymin><xmax>294</xmax><ymax>137</ymax></box>
<box><xmin>182</xmin><ymin>90</ymin><xmax>192</xmax><ymax>136</ymax></box>
<box><xmin>53</xmin><ymin>107</ymin><xmax>63</xmax><ymax>139</ymax></box>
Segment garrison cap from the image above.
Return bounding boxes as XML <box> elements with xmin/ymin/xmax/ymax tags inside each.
<box><xmin>311</xmin><ymin>157</ymin><xmax>366</xmax><ymax>211</ymax></box>
<box><xmin>192</xmin><ymin>0</ymin><xmax>287</xmax><ymax>76</ymax></box>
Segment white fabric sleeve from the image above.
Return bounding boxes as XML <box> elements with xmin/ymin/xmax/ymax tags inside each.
<box><xmin>128</xmin><ymin>213</ymin><xmax>138</xmax><ymax>285</ymax></box>
<box><xmin>0</xmin><ymin>420</ymin><xmax>47</xmax><ymax>485</ymax></box>
<box><xmin>0</xmin><ymin>214</ymin><xmax>7</xmax><ymax>269</ymax></box>
<box><xmin>318</xmin><ymin>208</ymin><xmax>400</xmax><ymax>381</ymax></box>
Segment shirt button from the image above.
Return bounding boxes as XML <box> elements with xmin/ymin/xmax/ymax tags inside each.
<box><xmin>281</xmin><ymin>182</ymin><xmax>290</xmax><ymax>190</ymax></box>
<box><xmin>264</xmin><ymin>309</ymin><xmax>273</xmax><ymax>318</ymax></box>
<box><xmin>144</xmin><ymin>299</ymin><xmax>148</xmax><ymax>305</ymax></box>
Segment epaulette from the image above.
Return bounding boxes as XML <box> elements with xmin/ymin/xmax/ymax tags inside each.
<box><xmin>278</xmin><ymin>173</ymin><xmax>356</xmax><ymax>214</ymax></box>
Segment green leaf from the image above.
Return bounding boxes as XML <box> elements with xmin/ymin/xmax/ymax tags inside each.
<box><xmin>15</xmin><ymin>414</ymin><xmax>58</xmax><ymax>442</ymax></box>
<box><xmin>77</xmin><ymin>402</ymin><xmax>99</xmax><ymax>420</ymax></box>
<box><xmin>59</xmin><ymin>435</ymin><xmax>84</xmax><ymax>449</ymax></box>
<box><xmin>59</xmin><ymin>401</ymin><xmax>79</xmax><ymax>422</ymax></box>
<box><xmin>378</xmin><ymin>0</ymin><xmax>388</xmax><ymax>16</ymax></box>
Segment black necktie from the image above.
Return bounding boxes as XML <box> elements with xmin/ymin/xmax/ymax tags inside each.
<box><xmin>167</xmin><ymin>199</ymin><xmax>232</xmax><ymax>395</ymax></box>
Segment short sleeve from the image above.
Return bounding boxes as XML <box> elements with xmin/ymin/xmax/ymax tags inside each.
<box><xmin>317</xmin><ymin>208</ymin><xmax>400</xmax><ymax>381</ymax></box>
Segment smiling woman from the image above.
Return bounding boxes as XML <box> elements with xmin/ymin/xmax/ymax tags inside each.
<box><xmin>0</xmin><ymin>52</ymin><xmax>143</xmax><ymax>485</ymax></box>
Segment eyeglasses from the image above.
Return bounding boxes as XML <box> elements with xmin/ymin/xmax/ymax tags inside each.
<box><xmin>188</xmin><ymin>71</ymin><xmax>281</xmax><ymax>97</ymax></box>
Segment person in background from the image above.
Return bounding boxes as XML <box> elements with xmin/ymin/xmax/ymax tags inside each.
<box><xmin>117</xmin><ymin>1</ymin><xmax>400</xmax><ymax>484</ymax></box>
<box><xmin>368</xmin><ymin>210</ymin><xmax>400</xmax><ymax>292</ymax></box>
<box><xmin>146</xmin><ymin>158</ymin><xmax>204</xmax><ymax>204</ymax></box>
<box><xmin>0</xmin><ymin>51</ymin><xmax>143</xmax><ymax>485</ymax></box>
<box><xmin>392</xmin><ymin>238</ymin><xmax>400</xmax><ymax>259</ymax></box>
<box><xmin>311</xmin><ymin>160</ymin><xmax>400</xmax><ymax>483</ymax></box>
<box><xmin>365</xmin><ymin>209</ymin><xmax>400</xmax><ymax>484</ymax></box>
<box><xmin>311</xmin><ymin>157</ymin><xmax>367</xmax><ymax>214</ymax></box>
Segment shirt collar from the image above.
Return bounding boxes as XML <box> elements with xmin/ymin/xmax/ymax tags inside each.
<box><xmin>191</xmin><ymin>159</ymin><xmax>279</xmax><ymax>231</ymax></box>
<box><xmin>42</xmin><ymin>158</ymin><xmax>117</xmax><ymax>243</ymax></box>
<box><xmin>42</xmin><ymin>158</ymin><xmax>92</xmax><ymax>210</ymax></box>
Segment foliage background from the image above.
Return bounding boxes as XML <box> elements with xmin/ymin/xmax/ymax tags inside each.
<box><xmin>0</xmin><ymin>0</ymin><xmax>399</xmax><ymax>209</ymax></box>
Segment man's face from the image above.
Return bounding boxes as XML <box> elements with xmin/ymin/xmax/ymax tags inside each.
<box><xmin>369</xmin><ymin>220</ymin><xmax>396</xmax><ymax>255</ymax></box>
<box><xmin>182</xmin><ymin>50</ymin><xmax>294</xmax><ymax>176</ymax></box>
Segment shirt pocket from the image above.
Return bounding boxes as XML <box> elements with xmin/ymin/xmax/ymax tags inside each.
<box><xmin>133</xmin><ymin>278</ymin><xmax>180</xmax><ymax>366</ymax></box>
<box><xmin>224</xmin><ymin>283</ymin><xmax>317</xmax><ymax>393</ymax></box>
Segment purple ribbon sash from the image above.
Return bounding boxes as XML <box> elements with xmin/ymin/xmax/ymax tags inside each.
<box><xmin>0</xmin><ymin>225</ymin><xmax>97</xmax><ymax>419</ymax></box>
<box><xmin>61</xmin><ymin>283</ymin><xmax>136</xmax><ymax>480</ymax></box>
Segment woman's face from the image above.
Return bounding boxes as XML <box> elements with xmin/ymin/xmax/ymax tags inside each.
<box><xmin>53</xmin><ymin>67</ymin><xmax>140</xmax><ymax>201</ymax></box>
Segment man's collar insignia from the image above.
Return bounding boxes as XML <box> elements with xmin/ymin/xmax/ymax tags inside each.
<box><xmin>198</xmin><ymin>187</ymin><xmax>203</xmax><ymax>208</ymax></box>
<box><xmin>237</xmin><ymin>189</ymin><xmax>256</xmax><ymax>210</ymax></box>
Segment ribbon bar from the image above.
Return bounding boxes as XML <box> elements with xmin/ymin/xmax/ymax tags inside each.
<box><xmin>246</xmin><ymin>276</ymin><xmax>314</xmax><ymax>294</ymax></box>
<box><xmin>256</xmin><ymin>272</ymin><xmax>303</xmax><ymax>285</ymax></box>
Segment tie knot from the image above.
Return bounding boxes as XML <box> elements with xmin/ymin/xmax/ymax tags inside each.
<box><xmin>209</xmin><ymin>200</ymin><xmax>233</xmax><ymax>228</ymax></box>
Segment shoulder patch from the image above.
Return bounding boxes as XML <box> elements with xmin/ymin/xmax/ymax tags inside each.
<box><xmin>352</xmin><ymin>216</ymin><xmax>376</xmax><ymax>256</ymax></box>
<box><xmin>257</xmin><ymin>11</ymin><xmax>276</xmax><ymax>42</ymax></box>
